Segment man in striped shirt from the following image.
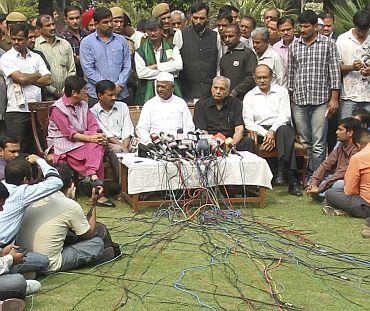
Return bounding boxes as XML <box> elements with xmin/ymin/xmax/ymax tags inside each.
<box><xmin>288</xmin><ymin>10</ymin><xmax>341</xmax><ymax>177</ymax></box>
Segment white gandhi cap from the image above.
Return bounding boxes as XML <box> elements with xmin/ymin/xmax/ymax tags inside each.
<box><xmin>156</xmin><ymin>72</ymin><xmax>174</xmax><ymax>83</ymax></box>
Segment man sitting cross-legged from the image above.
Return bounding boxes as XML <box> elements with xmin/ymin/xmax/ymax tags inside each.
<box><xmin>324</xmin><ymin>128</ymin><xmax>370</xmax><ymax>218</ymax></box>
<box><xmin>243</xmin><ymin>64</ymin><xmax>301</xmax><ymax>196</ymax></box>
<box><xmin>16</xmin><ymin>164</ymin><xmax>120</xmax><ymax>273</ymax></box>
<box><xmin>0</xmin><ymin>182</ymin><xmax>43</xmax><ymax>309</ymax></box>
<box><xmin>306</xmin><ymin>117</ymin><xmax>362</xmax><ymax>200</ymax></box>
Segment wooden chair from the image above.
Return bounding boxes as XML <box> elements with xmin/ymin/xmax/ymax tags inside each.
<box><xmin>28</xmin><ymin>101</ymin><xmax>55</xmax><ymax>157</ymax></box>
<box><xmin>248</xmin><ymin>130</ymin><xmax>309</xmax><ymax>184</ymax></box>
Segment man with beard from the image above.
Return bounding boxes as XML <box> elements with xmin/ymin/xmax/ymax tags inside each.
<box><xmin>91</xmin><ymin>80</ymin><xmax>134</xmax><ymax>178</ymax></box>
<box><xmin>35</xmin><ymin>15</ymin><xmax>76</xmax><ymax>99</ymax></box>
<box><xmin>60</xmin><ymin>5</ymin><xmax>89</xmax><ymax>77</ymax></box>
<box><xmin>80</xmin><ymin>7</ymin><xmax>131</xmax><ymax>107</ymax></box>
<box><xmin>173</xmin><ymin>1</ymin><xmax>221</xmax><ymax>103</ymax></box>
<box><xmin>152</xmin><ymin>2</ymin><xmax>174</xmax><ymax>43</ymax></box>
<box><xmin>0</xmin><ymin>22</ymin><xmax>51</xmax><ymax>154</ymax></box>
<box><xmin>134</xmin><ymin>16</ymin><xmax>182</xmax><ymax>105</ymax></box>
<box><xmin>220</xmin><ymin>25</ymin><xmax>257</xmax><ymax>100</ymax></box>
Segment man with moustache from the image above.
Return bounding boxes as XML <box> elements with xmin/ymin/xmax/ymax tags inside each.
<box><xmin>60</xmin><ymin>5</ymin><xmax>89</xmax><ymax>77</ymax></box>
<box><xmin>288</xmin><ymin>10</ymin><xmax>341</xmax><ymax>178</ymax></box>
<box><xmin>220</xmin><ymin>25</ymin><xmax>257</xmax><ymax>100</ymax></box>
<box><xmin>134</xmin><ymin>16</ymin><xmax>182</xmax><ymax>105</ymax></box>
<box><xmin>80</xmin><ymin>7</ymin><xmax>131</xmax><ymax>107</ymax></box>
<box><xmin>0</xmin><ymin>22</ymin><xmax>51</xmax><ymax>154</ymax></box>
<box><xmin>273</xmin><ymin>16</ymin><xmax>296</xmax><ymax>68</ymax></box>
<box><xmin>91</xmin><ymin>80</ymin><xmax>134</xmax><ymax>179</ymax></box>
<box><xmin>35</xmin><ymin>15</ymin><xmax>76</xmax><ymax>99</ymax></box>
<box><xmin>152</xmin><ymin>2</ymin><xmax>174</xmax><ymax>43</ymax></box>
<box><xmin>240</xmin><ymin>16</ymin><xmax>256</xmax><ymax>49</ymax></box>
<box><xmin>170</xmin><ymin>10</ymin><xmax>186</xmax><ymax>32</ymax></box>
<box><xmin>173</xmin><ymin>1</ymin><xmax>222</xmax><ymax>102</ymax></box>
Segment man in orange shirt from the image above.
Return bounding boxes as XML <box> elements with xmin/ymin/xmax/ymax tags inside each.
<box><xmin>324</xmin><ymin>128</ymin><xmax>370</xmax><ymax>218</ymax></box>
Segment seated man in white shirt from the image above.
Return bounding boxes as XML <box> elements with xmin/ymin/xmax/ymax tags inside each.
<box><xmin>90</xmin><ymin>80</ymin><xmax>134</xmax><ymax>179</ymax></box>
<box><xmin>136</xmin><ymin>72</ymin><xmax>195</xmax><ymax>144</ymax></box>
<box><xmin>243</xmin><ymin>64</ymin><xmax>301</xmax><ymax>196</ymax></box>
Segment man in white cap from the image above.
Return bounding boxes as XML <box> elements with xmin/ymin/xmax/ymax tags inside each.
<box><xmin>136</xmin><ymin>72</ymin><xmax>194</xmax><ymax>144</ymax></box>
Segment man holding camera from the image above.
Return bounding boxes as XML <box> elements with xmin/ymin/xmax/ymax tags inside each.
<box><xmin>336</xmin><ymin>9</ymin><xmax>370</xmax><ymax>119</ymax></box>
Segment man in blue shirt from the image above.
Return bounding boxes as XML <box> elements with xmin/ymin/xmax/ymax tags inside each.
<box><xmin>80</xmin><ymin>7</ymin><xmax>131</xmax><ymax>107</ymax></box>
<box><xmin>0</xmin><ymin>155</ymin><xmax>63</xmax><ymax>246</ymax></box>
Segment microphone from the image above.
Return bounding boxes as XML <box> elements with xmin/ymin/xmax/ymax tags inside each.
<box><xmin>176</xmin><ymin>129</ymin><xmax>184</xmax><ymax>145</ymax></box>
<box><xmin>196</xmin><ymin>138</ymin><xmax>210</xmax><ymax>157</ymax></box>
<box><xmin>150</xmin><ymin>133</ymin><xmax>167</xmax><ymax>154</ymax></box>
<box><xmin>129</xmin><ymin>137</ymin><xmax>140</xmax><ymax>153</ymax></box>
<box><xmin>178</xmin><ymin>145</ymin><xmax>195</xmax><ymax>160</ymax></box>
<box><xmin>225</xmin><ymin>137</ymin><xmax>242</xmax><ymax>157</ymax></box>
<box><xmin>213</xmin><ymin>132</ymin><xmax>226</xmax><ymax>157</ymax></box>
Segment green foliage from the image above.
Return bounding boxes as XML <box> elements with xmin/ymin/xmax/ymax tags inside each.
<box><xmin>329</xmin><ymin>0</ymin><xmax>367</xmax><ymax>34</ymax></box>
<box><xmin>13</xmin><ymin>0</ymin><xmax>37</xmax><ymax>18</ymax></box>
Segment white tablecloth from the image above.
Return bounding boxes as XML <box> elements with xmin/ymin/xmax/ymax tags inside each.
<box><xmin>119</xmin><ymin>152</ymin><xmax>273</xmax><ymax>194</ymax></box>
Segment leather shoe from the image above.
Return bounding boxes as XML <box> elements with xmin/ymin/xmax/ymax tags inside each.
<box><xmin>274</xmin><ymin>171</ymin><xmax>286</xmax><ymax>185</ymax></box>
<box><xmin>288</xmin><ymin>182</ymin><xmax>303</xmax><ymax>196</ymax></box>
<box><xmin>97</xmin><ymin>199</ymin><xmax>116</xmax><ymax>207</ymax></box>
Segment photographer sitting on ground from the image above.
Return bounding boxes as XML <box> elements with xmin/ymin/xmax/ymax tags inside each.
<box><xmin>16</xmin><ymin>164</ymin><xmax>120</xmax><ymax>273</ymax></box>
<box><xmin>0</xmin><ymin>182</ymin><xmax>42</xmax><ymax>310</ymax></box>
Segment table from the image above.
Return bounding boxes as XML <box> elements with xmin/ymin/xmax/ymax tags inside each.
<box><xmin>119</xmin><ymin>151</ymin><xmax>273</xmax><ymax>212</ymax></box>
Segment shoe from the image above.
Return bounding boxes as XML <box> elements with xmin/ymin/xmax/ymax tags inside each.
<box><xmin>26</xmin><ymin>280</ymin><xmax>41</xmax><ymax>296</ymax></box>
<box><xmin>95</xmin><ymin>247</ymin><xmax>115</xmax><ymax>265</ymax></box>
<box><xmin>22</xmin><ymin>271</ymin><xmax>36</xmax><ymax>280</ymax></box>
<box><xmin>362</xmin><ymin>225</ymin><xmax>370</xmax><ymax>238</ymax></box>
<box><xmin>97</xmin><ymin>198</ymin><xmax>116</xmax><ymax>207</ymax></box>
<box><xmin>322</xmin><ymin>205</ymin><xmax>349</xmax><ymax>216</ymax></box>
<box><xmin>0</xmin><ymin>298</ymin><xmax>26</xmax><ymax>311</ymax></box>
<box><xmin>274</xmin><ymin>171</ymin><xmax>286</xmax><ymax>185</ymax></box>
<box><xmin>288</xmin><ymin>182</ymin><xmax>302</xmax><ymax>196</ymax></box>
<box><xmin>82</xmin><ymin>177</ymin><xmax>104</xmax><ymax>188</ymax></box>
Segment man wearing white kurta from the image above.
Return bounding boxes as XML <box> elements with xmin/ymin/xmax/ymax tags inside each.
<box><xmin>136</xmin><ymin>72</ymin><xmax>194</xmax><ymax>144</ymax></box>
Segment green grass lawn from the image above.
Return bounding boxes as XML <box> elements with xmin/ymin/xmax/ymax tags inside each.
<box><xmin>27</xmin><ymin>187</ymin><xmax>369</xmax><ymax>311</ymax></box>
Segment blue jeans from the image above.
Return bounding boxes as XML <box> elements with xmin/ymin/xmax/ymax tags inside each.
<box><xmin>319</xmin><ymin>179</ymin><xmax>344</xmax><ymax>198</ymax></box>
<box><xmin>59</xmin><ymin>237</ymin><xmax>104</xmax><ymax>272</ymax></box>
<box><xmin>293</xmin><ymin>103</ymin><xmax>328</xmax><ymax>175</ymax></box>
<box><xmin>340</xmin><ymin>99</ymin><xmax>370</xmax><ymax>120</ymax></box>
<box><xmin>0</xmin><ymin>274</ymin><xmax>27</xmax><ymax>300</ymax></box>
<box><xmin>9</xmin><ymin>252</ymin><xmax>49</xmax><ymax>274</ymax></box>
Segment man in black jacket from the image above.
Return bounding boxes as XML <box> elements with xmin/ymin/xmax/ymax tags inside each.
<box><xmin>221</xmin><ymin>25</ymin><xmax>257</xmax><ymax>100</ymax></box>
<box><xmin>173</xmin><ymin>1</ymin><xmax>221</xmax><ymax>103</ymax></box>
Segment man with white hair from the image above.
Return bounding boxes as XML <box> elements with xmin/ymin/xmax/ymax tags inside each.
<box><xmin>194</xmin><ymin>76</ymin><xmax>253</xmax><ymax>151</ymax></box>
<box><xmin>251</xmin><ymin>27</ymin><xmax>286</xmax><ymax>86</ymax></box>
<box><xmin>171</xmin><ymin>10</ymin><xmax>186</xmax><ymax>31</ymax></box>
<box><xmin>136</xmin><ymin>72</ymin><xmax>194</xmax><ymax>143</ymax></box>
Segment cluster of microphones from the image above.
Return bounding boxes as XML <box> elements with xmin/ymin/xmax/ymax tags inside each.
<box><xmin>129</xmin><ymin>129</ymin><xmax>241</xmax><ymax>161</ymax></box>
